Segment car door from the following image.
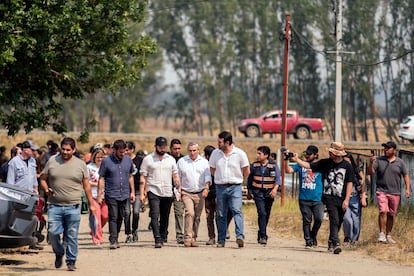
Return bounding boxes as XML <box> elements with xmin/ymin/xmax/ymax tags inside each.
<box><xmin>261</xmin><ymin>111</ymin><xmax>282</xmax><ymax>133</ymax></box>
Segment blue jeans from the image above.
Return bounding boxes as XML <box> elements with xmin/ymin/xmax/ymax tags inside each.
<box><xmin>252</xmin><ymin>188</ymin><xmax>274</xmax><ymax>240</ymax></box>
<box><xmin>343</xmin><ymin>193</ymin><xmax>362</xmax><ymax>242</ymax></box>
<box><xmin>47</xmin><ymin>204</ymin><xmax>81</xmax><ymax>262</ymax></box>
<box><xmin>299</xmin><ymin>200</ymin><xmax>324</xmax><ymax>245</ymax></box>
<box><xmin>216</xmin><ymin>184</ymin><xmax>244</xmax><ymax>243</ymax></box>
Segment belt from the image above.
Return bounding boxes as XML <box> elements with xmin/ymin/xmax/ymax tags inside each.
<box><xmin>182</xmin><ymin>189</ymin><xmax>204</xmax><ymax>194</ymax></box>
<box><xmin>220</xmin><ymin>183</ymin><xmax>240</xmax><ymax>187</ymax></box>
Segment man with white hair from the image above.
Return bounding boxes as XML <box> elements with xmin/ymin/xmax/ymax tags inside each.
<box><xmin>177</xmin><ymin>142</ymin><xmax>211</xmax><ymax>247</ymax></box>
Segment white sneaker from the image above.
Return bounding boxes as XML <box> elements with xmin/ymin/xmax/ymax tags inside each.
<box><xmin>378</xmin><ymin>232</ymin><xmax>387</xmax><ymax>242</ymax></box>
<box><xmin>386</xmin><ymin>235</ymin><xmax>396</xmax><ymax>244</ymax></box>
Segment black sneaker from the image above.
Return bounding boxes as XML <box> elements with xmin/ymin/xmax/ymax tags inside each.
<box><xmin>132</xmin><ymin>231</ymin><xmax>138</xmax><ymax>242</ymax></box>
<box><xmin>55</xmin><ymin>254</ymin><xmax>63</xmax><ymax>268</ymax></box>
<box><xmin>155</xmin><ymin>242</ymin><xmax>162</xmax><ymax>248</ymax></box>
<box><xmin>258</xmin><ymin>238</ymin><xmax>267</xmax><ymax>245</ymax></box>
<box><xmin>176</xmin><ymin>238</ymin><xmax>184</xmax><ymax>244</ymax></box>
<box><xmin>125</xmin><ymin>234</ymin><xmax>132</xmax><ymax>243</ymax></box>
<box><xmin>29</xmin><ymin>244</ymin><xmax>44</xmax><ymax>250</ymax></box>
<box><xmin>67</xmin><ymin>261</ymin><xmax>76</xmax><ymax>271</ymax></box>
<box><xmin>333</xmin><ymin>245</ymin><xmax>342</xmax><ymax>254</ymax></box>
<box><xmin>109</xmin><ymin>242</ymin><xmax>117</xmax><ymax>250</ymax></box>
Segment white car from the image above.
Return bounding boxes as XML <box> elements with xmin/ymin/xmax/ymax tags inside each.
<box><xmin>398</xmin><ymin>115</ymin><xmax>414</xmax><ymax>142</ymax></box>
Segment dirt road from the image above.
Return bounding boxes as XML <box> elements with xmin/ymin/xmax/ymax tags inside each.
<box><xmin>1</xmin><ymin>208</ymin><xmax>413</xmax><ymax>276</ymax></box>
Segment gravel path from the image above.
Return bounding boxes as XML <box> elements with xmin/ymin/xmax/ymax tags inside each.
<box><xmin>1</xmin><ymin>207</ymin><xmax>413</xmax><ymax>276</ymax></box>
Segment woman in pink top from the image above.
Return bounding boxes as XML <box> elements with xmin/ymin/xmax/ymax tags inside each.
<box><xmin>87</xmin><ymin>148</ymin><xmax>108</xmax><ymax>245</ymax></box>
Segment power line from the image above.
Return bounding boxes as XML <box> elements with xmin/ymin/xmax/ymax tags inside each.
<box><xmin>290</xmin><ymin>25</ymin><xmax>413</xmax><ymax>67</ymax></box>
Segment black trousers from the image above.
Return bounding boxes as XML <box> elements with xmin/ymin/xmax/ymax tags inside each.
<box><xmin>147</xmin><ymin>191</ymin><xmax>173</xmax><ymax>243</ymax></box>
<box><xmin>325</xmin><ymin>200</ymin><xmax>345</xmax><ymax>246</ymax></box>
<box><xmin>105</xmin><ymin>196</ymin><xmax>128</xmax><ymax>244</ymax></box>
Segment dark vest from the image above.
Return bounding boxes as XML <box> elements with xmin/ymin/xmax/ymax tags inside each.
<box><xmin>251</xmin><ymin>161</ymin><xmax>276</xmax><ymax>189</ymax></box>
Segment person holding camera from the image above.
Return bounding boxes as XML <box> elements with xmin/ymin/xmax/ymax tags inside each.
<box><xmin>284</xmin><ymin>145</ymin><xmax>323</xmax><ymax>249</ymax></box>
<box><xmin>247</xmin><ymin>146</ymin><xmax>281</xmax><ymax>245</ymax></box>
<box><xmin>290</xmin><ymin>142</ymin><xmax>353</xmax><ymax>254</ymax></box>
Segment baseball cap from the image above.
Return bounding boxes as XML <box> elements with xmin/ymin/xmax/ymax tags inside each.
<box><xmin>21</xmin><ymin>140</ymin><xmax>39</xmax><ymax>151</ymax></box>
<box><xmin>155</xmin><ymin>136</ymin><xmax>168</xmax><ymax>147</ymax></box>
<box><xmin>305</xmin><ymin>145</ymin><xmax>318</xmax><ymax>155</ymax></box>
<box><xmin>381</xmin><ymin>141</ymin><xmax>397</xmax><ymax>149</ymax></box>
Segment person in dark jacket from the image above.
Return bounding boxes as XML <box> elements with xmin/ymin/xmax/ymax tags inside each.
<box><xmin>247</xmin><ymin>145</ymin><xmax>281</xmax><ymax>245</ymax></box>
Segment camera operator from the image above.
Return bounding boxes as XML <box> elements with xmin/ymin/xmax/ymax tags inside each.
<box><xmin>284</xmin><ymin>145</ymin><xmax>323</xmax><ymax>249</ymax></box>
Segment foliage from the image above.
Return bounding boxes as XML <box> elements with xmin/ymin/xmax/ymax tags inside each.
<box><xmin>0</xmin><ymin>0</ymin><xmax>157</xmax><ymax>137</ymax></box>
<box><xmin>147</xmin><ymin>0</ymin><xmax>414</xmax><ymax>141</ymax></box>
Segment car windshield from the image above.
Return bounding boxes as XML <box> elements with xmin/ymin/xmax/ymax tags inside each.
<box><xmin>402</xmin><ymin>117</ymin><xmax>412</xmax><ymax>124</ymax></box>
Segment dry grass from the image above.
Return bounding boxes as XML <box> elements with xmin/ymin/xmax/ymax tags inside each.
<box><xmin>244</xmin><ymin>198</ymin><xmax>414</xmax><ymax>266</ymax></box>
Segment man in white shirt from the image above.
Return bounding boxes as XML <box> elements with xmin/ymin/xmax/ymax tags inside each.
<box><xmin>177</xmin><ymin>142</ymin><xmax>211</xmax><ymax>247</ymax></box>
<box><xmin>139</xmin><ymin>137</ymin><xmax>181</xmax><ymax>248</ymax></box>
<box><xmin>209</xmin><ymin>131</ymin><xmax>250</xmax><ymax>248</ymax></box>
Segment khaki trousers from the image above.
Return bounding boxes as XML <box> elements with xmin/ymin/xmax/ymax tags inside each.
<box><xmin>181</xmin><ymin>190</ymin><xmax>205</xmax><ymax>241</ymax></box>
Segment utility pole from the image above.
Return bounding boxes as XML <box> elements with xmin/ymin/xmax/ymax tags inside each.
<box><xmin>334</xmin><ymin>0</ymin><xmax>343</xmax><ymax>142</ymax></box>
<box><xmin>280</xmin><ymin>14</ymin><xmax>291</xmax><ymax>207</ymax></box>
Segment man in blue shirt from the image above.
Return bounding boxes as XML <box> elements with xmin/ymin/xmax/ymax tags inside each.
<box><xmin>7</xmin><ymin>140</ymin><xmax>39</xmax><ymax>193</ymax></box>
<box><xmin>97</xmin><ymin>139</ymin><xmax>135</xmax><ymax>250</ymax></box>
<box><xmin>285</xmin><ymin>145</ymin><xmax>323</xmax><ymax>248</ymax></box>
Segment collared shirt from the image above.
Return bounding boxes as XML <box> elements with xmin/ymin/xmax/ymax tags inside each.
<box><xmin>373</xmin><ymin>156</ymin><xmax>407</xmax><ymax>195</ymax></box>
<box><xmin>177</xmin><ymin>155</ymin><xmax>211</xmax><ymax>193</ymax></box>
<box><xmin>6</xmin><ymin>155</ymin><xmax>37</xmax><ymax>192</ymax></box>
<box><xmin>140</xmin><ymin>152</ymin><xmax>177</xmax><ymax>197</ymax></box>
<box><xmin>209</xmin><ymin>146</ymin><xmax>249</xmax><ymax>185</ymax></box>
<box><xmin>99</xmin><ymin>154</ymin><xmax>134</xmax><ymax>201</ymax></box>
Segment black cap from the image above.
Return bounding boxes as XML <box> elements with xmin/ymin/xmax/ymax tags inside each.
<box><xmin>155</xmin><ymin>136</ymin><xmax>168</xmax><ymax>147</ymax></box>
<box><xmin>381</xmin><ymin>141</ymin><xmax>397</xmax><ymax>149</ymax></box>
<box><xmin>21</xmin><ymin>140</ymin><xmax>39</xmax><ymax>151</ymax></box>
<box><xmin>305</xmin><ymin>145</ymin><xmax>318</xmax><ymax>155</ymax></box>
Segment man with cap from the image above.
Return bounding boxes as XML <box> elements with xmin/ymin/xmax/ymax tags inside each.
<box><xmin>291</xmin><ymin>142</ymin><xmax>353</xmax><ymax>254</ymax></box>
<box><xmin>139</xmin><ymin>136</ymin><xmax>181</xmax><ymax>248</ymax></box>
<box><xmin>368</xmin><ymin>141</ymin><xmax>411</xmax><ymax>244</ymax></box>
<box><xmin>285</xmin><ymin>145</ymin><xmax>324</xmax><ymax>249</ymax></box>
<box><xmin>7</xmin><ymin>140</ymin><xmax>39</xmax><ymax>193</ymax></box>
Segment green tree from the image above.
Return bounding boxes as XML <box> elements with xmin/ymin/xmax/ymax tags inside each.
<box><xmin>0</xmin><ymin>0</ymin><xmax>156</xmax><ymax>137</ymax></box>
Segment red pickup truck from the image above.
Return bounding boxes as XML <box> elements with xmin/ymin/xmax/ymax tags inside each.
<box><xmin>237</xmin><ymin>110</ymin><xmax>324</xmax><ymax>139</ymax></box>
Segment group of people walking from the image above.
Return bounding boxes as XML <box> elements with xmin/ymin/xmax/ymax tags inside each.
<box><xmin>285</xmin><ymin>141</ymin><xmax>410</xmax><ymax>255</ymax></box>
<box><xmin>1</xmin><ymin>133</ymin><xmax>410</xmax><ymax>271</ymax></box>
